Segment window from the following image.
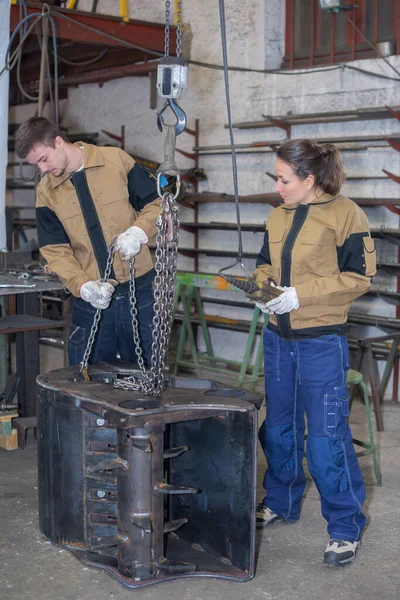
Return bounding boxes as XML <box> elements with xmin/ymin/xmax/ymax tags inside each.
<box><xmin>284</xmin><ymin>0</ymin><xmax>399</xmax><ymax>68</ymax></box>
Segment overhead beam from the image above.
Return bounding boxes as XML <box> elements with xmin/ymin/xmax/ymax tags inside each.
<box><xmin>15</xmin><ymin>61</ymin><xmax>159</xmax><ymax>91</ymax></box>
<box><xmin>10</xmin><ymin>48</ymin><xmax>148</xmax><ymax>82</ymax></box>
<box><xmin>53</xmin><ymin>61</ymin><xmax>159</xmax><ymax>87</ymax></box>
<box><xmin>10</xmin><ymin>1</ymin><xmax>175</xmax><ymax>54</ymax></box>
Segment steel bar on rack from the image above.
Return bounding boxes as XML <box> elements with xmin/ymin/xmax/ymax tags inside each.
<box><xmin>176</xmin><ymin>288</ymin><xmax>400</xmax><ymax>316</ymax></box>
<box><xmin>182</xmin><ymin>192</ymin><xmax>280</xmax><ymax>204</ymax></box>
<box><xmin>172</xmin><ymin>313</ymin><xmax>399</xmax><ymax>357</ymax></box>
<box><xmin>12</xmin><ymin>218</ymin><xmax>36</xmax><ymax>227</ymax></box>
<box><xmin>367</xmin><ymin>290</ymin><xmax>400</xmax><ymax>304</ymax></box>
<box><xmin>227</xmin><ymin>106</ymin><xmax>400</xmax><ymax>130</ymax></box>
<box><xmin>180</xmin><ymin>222</ymin><xmax>400</xmax><ymax>241</ymax></box>
<box><xmin>266</xmin><ymin>172</ymin><xmax>391</xmax><ymax>182</ymax></box>
<box><xmin>182</xmin><ymin>192</ymin><xmax>400</xmax><ymax>207</ymax></box>
<box><xmin>198</xmin><ymin>295</ymin><xmax>400</xmax><ymax>330</ymax></box>
<box><xmin>377</xmin><ymin>263</ymin><xmax>400</xmax><ymax>275</ymax></box>
<box><xmin>194</xmin><ymin>134</ymin><xmax>400</xmax><ymax>154</ymax></box>
<box><xmin>150</xmin><ymin>246</ymin><xmax>257</xmax><ymax>259</ymax></box>
<box><xmin>180</xmin><ymin>222</ymin><xmax>266</xmax><ymax>232</ymax></box>
<box><xmin>152</xmin><ymin>246</ymin><xmax>400</xmax><ymax>274</ymax></box>
<box><xmin>6</xmin><ymin>179</ymin><xmax>35</xmax><ymax>189</ymax></box>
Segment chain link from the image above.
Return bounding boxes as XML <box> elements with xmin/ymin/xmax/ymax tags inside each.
<box><xmin>80</xmin><ymin>199</ymin><xmax>179</xmax><ymax>392</ymax></box>
<box><xmin>80</xmin><ymin>239</ymin><xmax>116</xmax><ymax>379</ymax></box>
<box><xmin>176</xmin><ymin>0</ymin><xmax>182</xmax><ymax>58</ymax></box>
<box><xmin>164</xmin><ymin>0</ymin><xmax>170</xmax><ymax>57</ymax></box>
<box><xmin>164</xmin><ymin>0</ymin><xmax>182</xmax><ymax>58</ymax></box>
<box><xmin>114</xmin><ymin>191</ymin><xmax>180</xmax><ymax>396</ymax></box>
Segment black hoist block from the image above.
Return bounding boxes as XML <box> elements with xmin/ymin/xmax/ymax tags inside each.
<box><xmin>36</xmin><ymin>363</ymin><xmax>262</xmax><ymax>589</ymax></box>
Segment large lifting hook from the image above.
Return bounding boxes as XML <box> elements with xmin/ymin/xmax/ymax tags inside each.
<box><xmin>157</xmin><ymin>99</ymin><xmax>186</xmax><ymax>136</ymax></box>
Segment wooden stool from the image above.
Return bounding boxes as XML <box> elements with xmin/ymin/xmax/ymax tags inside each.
<box><xmin>13</xmin><ymin>416</ymin><xmax>37</xmax><ymax>449</ymax></box>
<box><xmin>346</xmin><ymin>369</ymin><xmax>382</xmax><ymax>486</ymax></box>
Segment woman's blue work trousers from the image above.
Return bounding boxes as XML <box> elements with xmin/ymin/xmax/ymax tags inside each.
<box><xmin>259</xmin><ymin>327</ymin><xmax>366</xmax><ymax>542</ymax></box>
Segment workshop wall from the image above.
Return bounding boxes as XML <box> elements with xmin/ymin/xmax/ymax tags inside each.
<box><xmin>11</xmin><ymin>1</ymin><xmax>400</xmax><ymax>383</ymax></box>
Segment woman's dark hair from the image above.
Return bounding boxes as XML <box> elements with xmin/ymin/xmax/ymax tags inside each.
<box><xmin>276</xmin><ymin>139</ymin><xmax>345</xmax><ymax>195</ymax></box>
<box><xmin>15</xmin><ymin>117</ymin><xmax>68</xmax><ymax>159</ymax></box>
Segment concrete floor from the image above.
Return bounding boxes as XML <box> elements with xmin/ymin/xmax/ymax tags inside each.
<box><xmin>1</xmin><ymin>346</ymin><xmax>399</xmax><ymax>600</ymax></box>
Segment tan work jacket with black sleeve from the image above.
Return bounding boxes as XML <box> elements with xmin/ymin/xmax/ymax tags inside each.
<box><xmin>36</xmin><ymin>143</ymin><xmax>161</xmax><ymax>297</ymax></box>
<box><xmin>253</xmin><ymin>193</ymin><xmax>376</xmax><ymax>340</ymax></box>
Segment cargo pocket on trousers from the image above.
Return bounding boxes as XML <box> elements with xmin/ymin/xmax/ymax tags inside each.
<box><xmin>324</xmin><ymin>384</ymin><xmax>350</xmax><ymax>438</ymax></box>
<box><xmin>68</xmin><ymin>324</ymin><xmax>86</xmax><ymax>366</ymax></box>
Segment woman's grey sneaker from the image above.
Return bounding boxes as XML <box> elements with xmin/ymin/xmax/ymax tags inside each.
<box><xmin>323</xmin><ymin>539</ymin><xmax>360</xmax><ymax>566</ymax></box>
<box><xmin>256</xmin><ymin>504</ymin><xmax>279</xmax><ymax>528</ymax></box>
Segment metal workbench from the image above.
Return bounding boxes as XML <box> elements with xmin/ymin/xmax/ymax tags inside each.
<box><xmin>0</xmin><ymin>276</ymin><xmax>66</xmax><ymax>417</ymax></box>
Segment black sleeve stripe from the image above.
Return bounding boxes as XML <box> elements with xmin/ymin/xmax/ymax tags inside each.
<box><xmin>256</xmin><ymin>230</ymin><xmax>271</xmax><ymax>267</ymax></box>
<box><xmin>337</xmin><ymin>231</ymin><xmax>369</xmax><ymax>276</ymax></box>
<box><xmin>36</xmin><ymin>206</ymin><xmax>70</xmax><ymax>248</ymax></box>
<box><xmin>127</xmin><ymin>164</ymin><xmax>159</xmax><ymax>211</ymax></box>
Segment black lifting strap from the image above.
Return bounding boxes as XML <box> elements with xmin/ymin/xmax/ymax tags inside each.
<box><xmin>71</xmin><ymin>170</ymin><xmax>116</xmax><ymax>281</ymax></box>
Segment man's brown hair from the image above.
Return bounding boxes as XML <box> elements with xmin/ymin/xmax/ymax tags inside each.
<box><xmin>15</xmin><ymin>117</ymin><xmax>68</xmax><ymax>159</ymax></box>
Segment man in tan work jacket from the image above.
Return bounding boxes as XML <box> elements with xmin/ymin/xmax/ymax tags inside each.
<box><xmin>15</xmin><ymin>117</ymin><xmax>162</xmax><ymax>366</ymax></box>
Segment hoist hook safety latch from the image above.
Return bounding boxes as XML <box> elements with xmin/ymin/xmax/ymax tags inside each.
<box><xmin>157</xmin><ymin>99</ymin><xmax>187</xmax><ymax>136</ymax></box>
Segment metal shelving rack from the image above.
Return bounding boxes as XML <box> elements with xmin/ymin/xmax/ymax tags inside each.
<box><xmin>170</xmin><ymin>106</ymin><xmax>400</xmax><ymax>408</ymax></box>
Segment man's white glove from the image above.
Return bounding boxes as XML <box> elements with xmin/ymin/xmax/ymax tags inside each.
<box><xmin>265</xmin><ymin>286</ymin><xmax>299</xmax><ymax>315</ymax></box>
<box><xmin>80</xmin><ymin>280</ymin><xmax>116</xmax><ymax>310</ymax></box>
<box><xmin>114</xmin><ymin>226</ymin><xmax>148</xmax><ymax>261</ymax></box>
<box><xmin>254</xmin><ymin>301</ymin><xmax>274</xmax><ymax>315</ymax></box>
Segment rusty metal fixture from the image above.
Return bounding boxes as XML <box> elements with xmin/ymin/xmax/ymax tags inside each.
<box><xmin>219</xmin><ymin>274</ymin><xmax>283</xmax><ymax>303</ymax></box>
<box><xmin>37</xmin><ymin>363</ymin><xmax>261</xmax><ymax>588</ymax></box>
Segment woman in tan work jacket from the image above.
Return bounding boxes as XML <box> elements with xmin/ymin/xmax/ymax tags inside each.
<box><xmin>252</xmin><ymin>139</ymin><xmax>376</xmax><ymax>567</ymax></box>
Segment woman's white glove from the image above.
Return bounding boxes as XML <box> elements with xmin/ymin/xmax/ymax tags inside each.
<box><xmin>265</xmin><ymin>286</ymin><xmax>299</xmax><ymax>315</ymax></box>
<box><xmin>114</xmin><ymin>226</ymin><xmax>148</xmax><ymax>261</ymax></box>
<box><xmin>254</xmin><ymin>301</ymin><xmax>274</xmax><ymax>315</ymax></box>
<box><xmin>80</xmin><ymin>280</ymin><xmax>116</xmax><ymax>309</ymax></box>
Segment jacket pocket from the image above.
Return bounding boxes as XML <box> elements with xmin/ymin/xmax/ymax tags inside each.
<box><xmin>324</xmin><ymin>384</ymin><xmax>350</xmax><ymax>438</ymax></box>
<box><xmin>56</xmin><ymin>202</ymin><xmax>81</xmax><ymax>220</ymax></box>
<box><xmin>362</xmin><ymin>236</ymin><xmax>376</xmax><ymax>277</ymax></box>
<box><xmin>55</xmin><ymin>203</ymin><xmax>83</xmax><ymax>241</ymax></box>
<box><xmin>96</xmin><ymin>191</ymin><xmax>134</xmax><ymax>237</ymax></box>
<box><xmin>297</xmin><ymin>229</ymin><xmax>336</xmax><ymax>277</ymax></box>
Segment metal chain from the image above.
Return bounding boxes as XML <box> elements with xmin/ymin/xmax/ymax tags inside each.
<box><xmin>80</xmin><ymin>202</ymin><xmax>179</xmax><ymax>391</ymax></box>
<box><xmin>114</xmin><ymin>192</ymin><xmax>180</xmax><ymax>396</ymax></box>
<box><xmin>164</xmin><ymin>0</ymin><xmax>182</xmax><ymax>58</ymax></box>
<box><xmin>164</xmin><ymin>0</ymin><xmax>170</xmax><ymax>57</ymax></box>
<box><xmin>80</xmin><ymin>239</ymin><xmax>116</xmax><ymax>380</ymax></box>
<box><xmin>176</xmin><ymin>0</ymin><xmax>182</xmax><ymax>58</ymax></box>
